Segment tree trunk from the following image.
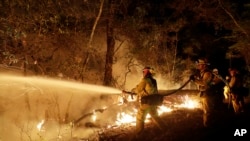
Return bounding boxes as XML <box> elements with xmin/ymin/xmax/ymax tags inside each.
<box><xmin>80</xmin><ymin>0</ymin><xmax>104</xmax><ymax>82</ymax></box>
<box><xmin>103</xmin><ymin>0</ymin><xmax>115</xmax><ymax>87</ymax></box>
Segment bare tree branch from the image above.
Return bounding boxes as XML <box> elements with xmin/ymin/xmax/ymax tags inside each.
<box><xmin>80</xmin><ymin>0</ymin><xmax>105</xmax><ymax>82</ymax></box>
<box><xmin>218</xmin><ymin>0</ymin><xmax>249</xmax><ymax>38</ymax></box>
<box><xmin>88</xmin><ymin>0</ymin><xmax>105</xmax><ymax>48</ymax></box>
<box><xmin>114</xmin><ymin>39</ymin><xmax>126</xmax><ymax>55</ymax></box>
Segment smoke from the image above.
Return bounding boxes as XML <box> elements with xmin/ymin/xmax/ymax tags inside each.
<box><xmin>0</xmin><ymin>36</ymin><xmax>186</xmax><ymax>140</ymax></box>
<box><xmin>112</xmin><ymin>39</ymin><xmax>183</xmax><ymax>91</ymax></box>
<box><xmin>113</xmin><ymin>58</ymin><xmax>182</xmax><ymax>91</ymax></box>
<box><xmin>0</xmin><ymin>72</ymin><xmax>123</xmax><ymax>140</ymax></box>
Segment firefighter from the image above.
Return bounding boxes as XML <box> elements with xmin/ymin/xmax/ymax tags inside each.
<box><xmin>190</xmin><ymin>59</ymin><xmax>217</xmax><ymax>128</ymax></box>
<box><xmin>130</xmin><ymin>66</ymin><xmax>166</xmax><ymax>137</ymax></box>
<box><xmin>211</xmin><ymin>68</ymin><xmax>225</xmax><ymax>108</ymax></box>
<box><xmin>228</xmin><ymin>68</ymin><xmax>245</xmax><ymax>114</ymax></box>
<box><xmin>212</xmin><ymin>68</ymin><xmax>220</xmax><ymax>84</ymax></box>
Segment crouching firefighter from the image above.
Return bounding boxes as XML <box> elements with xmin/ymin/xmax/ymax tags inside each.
<box><xmin>123</xmin><ymin>67</ymin><xmax>167</xmax><ymax>137</ymax></box>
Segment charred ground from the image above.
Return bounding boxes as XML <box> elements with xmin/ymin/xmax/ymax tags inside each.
<box><xmin>95</xmin><ymin>98</ymin><xmax>250</xmax><ymax>141</ymax></box>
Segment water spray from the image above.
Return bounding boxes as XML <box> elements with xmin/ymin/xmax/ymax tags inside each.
<box><xmin>0</xmin><ymin>73</ymin><xmax>122</xmax><ymax>95</ymax></box>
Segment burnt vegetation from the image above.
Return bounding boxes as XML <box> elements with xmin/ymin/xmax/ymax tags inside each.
<box><xmin>1</xmin><ymin>0</ymin><xmax>250</xmax><ymax>140</ymax></box>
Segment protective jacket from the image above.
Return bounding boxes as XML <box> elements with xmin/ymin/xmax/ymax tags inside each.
<box><xmin>134</xmin><ymin>76</ymin><xmax>163</xmax><ymax>105</ymax></box>
<box><xmin>229</xmin><ymin>74</ymin><xmax>243</xmax><ymax>93</ymax></box>
<box><xmin>194</xmin><ymin>69</ymin><xmax>214</xmax><ymax>96</ymax></box>
<box><xmin>133</xmin><ymin>75</ymin><xmax>166</xmax><ymax>134</ymax></box>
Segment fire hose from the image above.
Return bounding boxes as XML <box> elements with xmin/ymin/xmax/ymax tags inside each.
<box><xmin>123</xmin><ymin>78</ymin><xmax>192</xmax><ymax>97</ymax></box>
<box><xmin>160</xmin><ymin>78</ymin><xmax>192</xmax><ymax>96</ymax></box>
<box><xmin>72</xmin><ymin>78</ymin><xmax>193</xmax><ymax>125</ymax></box>
<box><xmin>72</xmin><ymin>73</ymin><xmax>232</xmax><ymax>125</ymax></box>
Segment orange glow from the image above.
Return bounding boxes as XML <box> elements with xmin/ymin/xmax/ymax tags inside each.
<box><xmin>113</xmin><ymin>95</ymin><xmax>200</xmax><ymax>126</ymax></box>
<box><xmin>37</xmin><ymin>119</ymin><xmax>45</xmax><ymax>131</ymax></box>
<box><xmin>174</xmin><ymin>95</ymin><xmax>201</xmax><ymax>109</ymax></box>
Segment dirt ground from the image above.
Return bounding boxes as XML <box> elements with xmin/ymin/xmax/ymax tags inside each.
<box><xmin>97</xmin><ymin>100</ymin><xmax>250</xmax><ymax>141</ymax></box>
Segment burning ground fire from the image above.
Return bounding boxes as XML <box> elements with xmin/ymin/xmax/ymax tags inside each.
<box><xmin>0</xmin><ymin>74</ymin><xmax>202</xmax><ymax>140</ymax></box>
<box><xmin>113</xmin><ymin>94</ymin><xmax>201</xmax><ymax>126</ymax></box>
<box><xmin>35</xmin><ymin>94</ymin><xmax>201</xmax><ymax>138</ymax></box>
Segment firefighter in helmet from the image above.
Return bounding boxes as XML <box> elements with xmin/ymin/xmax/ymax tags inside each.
<box><xmin>132</xmin><ymin>66</ymin><xmax>166</xmax><ymax>136</ymax></box>
<box><xmin>211</xmin><ymin>68</ymin><xmax>225</xmax><ymax>107</ymax></box>
<box><xmin>190</xmin><ymin>59</ymin><xmax>217</xmax><ymax>128</ymax></box>
<box><xmin>228</xmin><ymin>68</ymin><xmax>245</xmax><ymax>114</ymax></box>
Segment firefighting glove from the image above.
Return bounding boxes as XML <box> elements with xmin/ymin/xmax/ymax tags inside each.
<box><xmin>189</xmin><ymin>74</ymin><xmax>196</xmax><ymax>81</ymax></box>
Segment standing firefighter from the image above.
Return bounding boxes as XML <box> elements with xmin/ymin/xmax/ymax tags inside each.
<box><xmin>190</xmin><ymin>59</ymin><xmax>217</xmax><ymax>128</ymax></box>
<box><xmin>228</xmin><ymin>68</ymin><xmax>245</xmax><ymax>114</ymax></box>
<box><xmin>125</xmin><ymin>66</ymin><xmax>166</xmax><ymax>138</ymax></box>
<box><xmin>212</xmin><ymin>68</ymin><xmax>225</xmax><ymax>107</ymax></box>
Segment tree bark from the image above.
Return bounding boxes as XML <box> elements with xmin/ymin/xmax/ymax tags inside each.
<box><xmin>103</xmin><ymin>0</ymin><xmax>115</xmax><ymax>87</ymax></box>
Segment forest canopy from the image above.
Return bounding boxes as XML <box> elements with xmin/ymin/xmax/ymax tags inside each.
<box><xmin>0</xmin><ymin>0</ymin><xmax>250</xmax><ymax>88</ymax></box>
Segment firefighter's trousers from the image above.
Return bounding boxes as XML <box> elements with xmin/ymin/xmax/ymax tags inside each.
<box><xmin>135</xmin><ymin>104</ymin><xmax>166</xmax><ymax>134</ymax></box>
<box><xmin>231</xmin><ymin>93</ymin><xmax>245</xmax><ymax>114</ymax></box>
<box><xmin>201</xmin><ymin>95</ymin><xmax>216</xmax><ymax>127</ymax></box>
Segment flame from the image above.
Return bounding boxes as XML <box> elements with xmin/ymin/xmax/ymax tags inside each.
<box><xmin>174</xmin><ymin>95</ymin><xmax>200</xmax><ymax>109</ymax></box>
<box><xmin>114</xmin><ymin>105</ymin><xmax>173</xmax><ymax>126</ymax></box>
<box><xmin>223</xmin><ymin>86</ymin><xmax>229</xmax><ymax>99</ymax></box>
<box><xmin>92</xmin><ymin>111</ymin><xmax>97</xmax><ymax>122</ymax></box>
<box><xmin>158</xmin><ymin>105</ymin><xmax>173</xmax><ymax>115</ymax></box>
<box><xmin>32</xmin><ymin>95</ymin><xmax>201</xmax><ymax>140</ymax></box>
<box><xmin>115</xmin><ymin>108</ymin><xmax>137</xmax><ymax>126</ymax></box>
<box><xmin>113</xmin><ymin>95</ymin><xmax>200</xmax><ymax>126</ymax></box>
<box><xmin>37</xmin><ymin>119</ymin><xmax>45</xmax><ymax>131</ymax></box>
<box><xmin>116</xmin><ymin>112</ymin><xmax>136</xmax><ymax>125</ymax></box>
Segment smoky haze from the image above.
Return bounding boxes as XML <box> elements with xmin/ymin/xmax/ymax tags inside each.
<box><xmin>0</xmin><ymin>66</ymin><xmax>188</xmax><ymax>141</ymax></box>
<box><xmin>0</xmin><ymin>73</ymin><xmax>124</xmax><ymax>140</ymax></box>
<box><xmin>0</xmin><ymin>40</ymin><xmax>187</xmax><ymax>140</ymax></box>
